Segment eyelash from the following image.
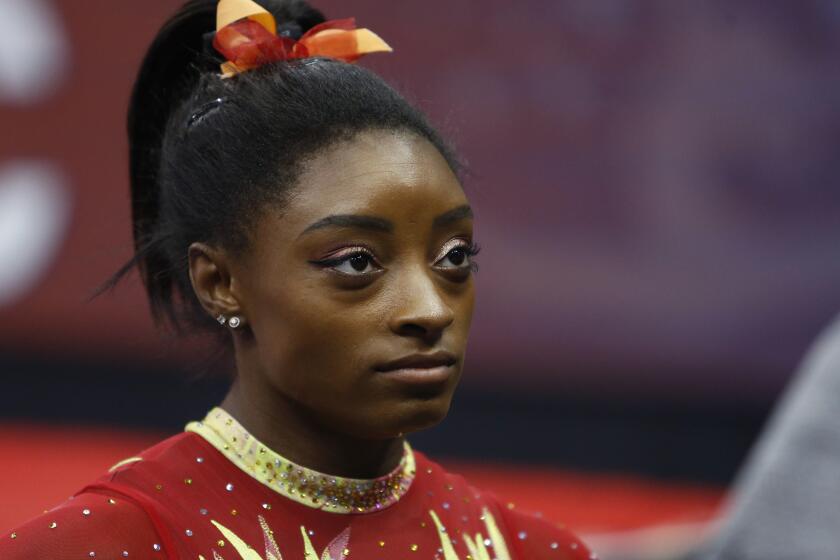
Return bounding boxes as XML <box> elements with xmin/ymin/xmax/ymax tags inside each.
<box><xmin>314</xmin><ymin>240</ymin><xmax>482</xmax><ymax>277</ymax></box>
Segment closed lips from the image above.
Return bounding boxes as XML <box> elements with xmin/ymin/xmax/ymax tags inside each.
<box><xmin>375</xmin><ymin>352</ymin><xmax>456</xmax><ymax>371</ymax></box>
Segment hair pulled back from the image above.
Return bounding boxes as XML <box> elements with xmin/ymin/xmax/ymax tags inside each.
<box><xmin>108</xmin><ymin>0</ymin><xmax>462</xmax><ymax>333</ymax></box>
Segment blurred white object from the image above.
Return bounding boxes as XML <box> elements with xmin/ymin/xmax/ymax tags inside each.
<box><xmin>582</xmin><ymin>520</ymin><xmax>719</xmax><ymax>560</ymax></box>
<box><xmin>0</xmin><ymin>162</ymin><xmax>72</xmax><ymax>306</ymax></box>
<box><xmin>698</xmin><ymin>314</ymin><xmax>840</xmax><ymax>559</ymax></box>
<box><xmin>0</xmin><ymin>0</ymin><xmax>68</xmax><ymax>103</ymax></box>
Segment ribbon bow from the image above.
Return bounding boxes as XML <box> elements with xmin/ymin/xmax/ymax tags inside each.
<box><xmin>213</xmin><ymin>0</ymin><xmax>393</xmax><ymax>77</ymax></box>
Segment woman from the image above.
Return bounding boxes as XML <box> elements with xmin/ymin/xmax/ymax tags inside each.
<box><xmin>0</xmin><ymin>0</ymin><xmax>593</xmax><ymax>558</ymax></box>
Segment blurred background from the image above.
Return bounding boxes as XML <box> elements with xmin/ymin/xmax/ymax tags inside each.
<box><xmin>2</xmin><ymin>0</ymin><xmax>840</xmax><ymax>558</ymax></box>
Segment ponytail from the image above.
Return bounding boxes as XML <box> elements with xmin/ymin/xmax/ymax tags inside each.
<box><xmin>122</xmin><ymin>1</ymin><xmax>216</xmax><ymax>328</ymax></box>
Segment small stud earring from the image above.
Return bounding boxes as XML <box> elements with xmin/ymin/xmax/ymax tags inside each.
<box><xmin>216</xmin><ymin>314</ymin><xmax>227</xmax><ymax>326</ymax></box>
<box><xmin>228</xmin><ymin>316</ymin><xmax>242</xmax><ymax>329</ymax></box>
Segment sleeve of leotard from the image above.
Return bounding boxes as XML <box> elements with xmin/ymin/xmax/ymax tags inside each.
<box><xmin>0</xmin><ymin>490</ymin><xmax>167</xmax><ymax>559</ymax></box>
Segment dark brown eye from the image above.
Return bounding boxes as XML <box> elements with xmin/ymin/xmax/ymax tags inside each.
<box><xmin>436</xmin><ymin>246</ymin><xmax>470</xmax><ymax>269</ymax></box>
<box><xmin>315</xmin><ymin>249</ymin><xmax>381</xmax><ymax>276</ymax></box>
<box><xmin>349</xmin><ymin>253</ymin><xmax>370</xmax><ymax>272</ymax></box>
<box><xmin>435</xmin><ymin>240</ymin><xmax>481</xmax><ymax>273</ymax></box>
<box><xmin>447</xmin><ymin>248</ymin><xmax>466</xmax><ymax>266</ymax></box>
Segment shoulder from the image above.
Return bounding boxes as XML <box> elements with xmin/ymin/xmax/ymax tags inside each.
<box><xmin>96</xmin><ymin>431</ymin><xmax>210</xmax><ymax>489</ymax></box>
<box><xmin>126</xmin><ymin>430</ymin><xmax>203</xmax><ymax>464</ymax></box>
<box><xmin>412</xmin><ymin>451</ymin><xmax>595</xmax><ymax>560</ymax></box>
<box><xmin>0</xmin><ymin>431</ymin><xmax>203</xmax><ymax>560</ymax></box>
<box><xmin>497</xmin><ymin>504</ymin><xmax>595</xmax><ymax>560</ymax></box>
<box><xmin>0</xmin><ymin>491</ymin><xmax>164</xmax><ymax>559</ymax></box>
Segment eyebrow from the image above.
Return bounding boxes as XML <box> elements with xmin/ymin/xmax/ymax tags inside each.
<box><xmin>298</xmin><ymin>204</ymin><xmax>473</xmax><ymax>238</ymax></box>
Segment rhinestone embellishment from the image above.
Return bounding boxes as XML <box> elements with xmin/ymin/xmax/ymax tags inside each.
<box><xmin>186</xmin><ymin>407</ymin><xmax>416</xmax><ymax>514</ymax></box>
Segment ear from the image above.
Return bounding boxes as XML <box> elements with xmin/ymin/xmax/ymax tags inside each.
<box><xmin>188</xmin><ymin>241</ymin><xmax>242</xmax><ymax>319</ymax></box>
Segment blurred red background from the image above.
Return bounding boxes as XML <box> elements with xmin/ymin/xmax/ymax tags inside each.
<box><xmin>3</xmin><ymin>0</ymin><xmax>840</xmax><ymax>554</ymax></box>
<box><xmin>3</xmin><ymin>0</ymin><xmax>840</xmax><ymax>399</ymax></box>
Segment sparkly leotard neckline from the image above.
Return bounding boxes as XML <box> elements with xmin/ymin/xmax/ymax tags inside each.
<box><xmin>186</xmin><ymin>407</ymin><xmax>416</xmax><ymax>514</ymax></box>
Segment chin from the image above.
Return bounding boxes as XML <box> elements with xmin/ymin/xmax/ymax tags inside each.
<box><xmin>328</xmin><ymin>383</ymin><xmax>459</xmax><ymax>439</ymax></box>
<box><xmin>387</xmin><ymin>393</ymin><xmax>454</xmax><ymax>437</ymax></box>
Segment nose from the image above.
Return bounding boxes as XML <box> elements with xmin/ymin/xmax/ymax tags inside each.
<box><xmin>387</xmin><ymin>266</ymin><xmax>455</xmax><ymax>342</ymax></box>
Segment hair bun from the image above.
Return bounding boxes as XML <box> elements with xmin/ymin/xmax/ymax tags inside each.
<box><xmin>259</xmin><ymin>0</ymin><xmax>326</xmax><ymax>36</ymax></box>
<box><xmin>276</xmin><ymin>21</ymin><xmax>303</xmax><ymax>40</ymax></box>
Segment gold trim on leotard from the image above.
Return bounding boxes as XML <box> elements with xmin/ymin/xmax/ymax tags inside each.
<box><xmin>186</xmin><ymin>407</ymin><xmax>415</xmax><ymax>514</ymax></box>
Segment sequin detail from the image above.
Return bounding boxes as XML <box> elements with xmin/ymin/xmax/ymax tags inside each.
<box><xmin>186</xmin><ymin>407</ymin><xmax>415</xmax><ymax>513</ymax></box>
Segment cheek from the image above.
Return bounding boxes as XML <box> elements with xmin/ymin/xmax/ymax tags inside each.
<box><xmin>249</xmin><ymin>281</ymin><xmax>379</xmax><ymax>395</ymax></box>
<box><xmin>447</xmin><ymin>280</ymin><xmax>475</xmax><ymax>342</ymax></box>
<box><xmin>460</xmin><ymin>285</ymin><xmax>476</xmax><ymax>329</ymax></box>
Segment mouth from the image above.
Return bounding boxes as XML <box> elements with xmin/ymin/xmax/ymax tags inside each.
<box><xmin>374</xmin><ymin>351</ymin><xmax>458</xmax><ymax>385</ymax></box>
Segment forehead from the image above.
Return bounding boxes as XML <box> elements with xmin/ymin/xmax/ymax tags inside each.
<box><xmin>284</xmin><ymin>130</ymin><xmax>466</xmax><ymax>227</ymax></box>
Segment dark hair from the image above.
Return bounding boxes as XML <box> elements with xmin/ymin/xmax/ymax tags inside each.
<box><xmin>100</xmin><ymin>0</ymin><xmax>463</xmax><ymax>335</ymax></box>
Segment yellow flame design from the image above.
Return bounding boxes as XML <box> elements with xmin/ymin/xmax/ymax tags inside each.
<box><xmin>205</xmin><ymin>507</ymin><xmax>511</xmax><ymax>560</ymax></box>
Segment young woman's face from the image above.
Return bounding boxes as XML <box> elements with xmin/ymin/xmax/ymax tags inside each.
<box><xmin>232</xmin><ymin>129</ymin><xmax>476</xmax><ymax>439</ymax></box>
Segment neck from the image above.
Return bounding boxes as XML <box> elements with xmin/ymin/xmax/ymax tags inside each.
<box><xmin>219</xmin><ymin>373</ymin><xmax>405</xmax><ymax>480</ymax></box>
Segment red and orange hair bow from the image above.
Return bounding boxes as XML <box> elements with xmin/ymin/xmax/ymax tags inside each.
<box><xmin>213</xmin><ymin>0</ymin><xmax>393</xmax><ymax>77</ymax></box>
